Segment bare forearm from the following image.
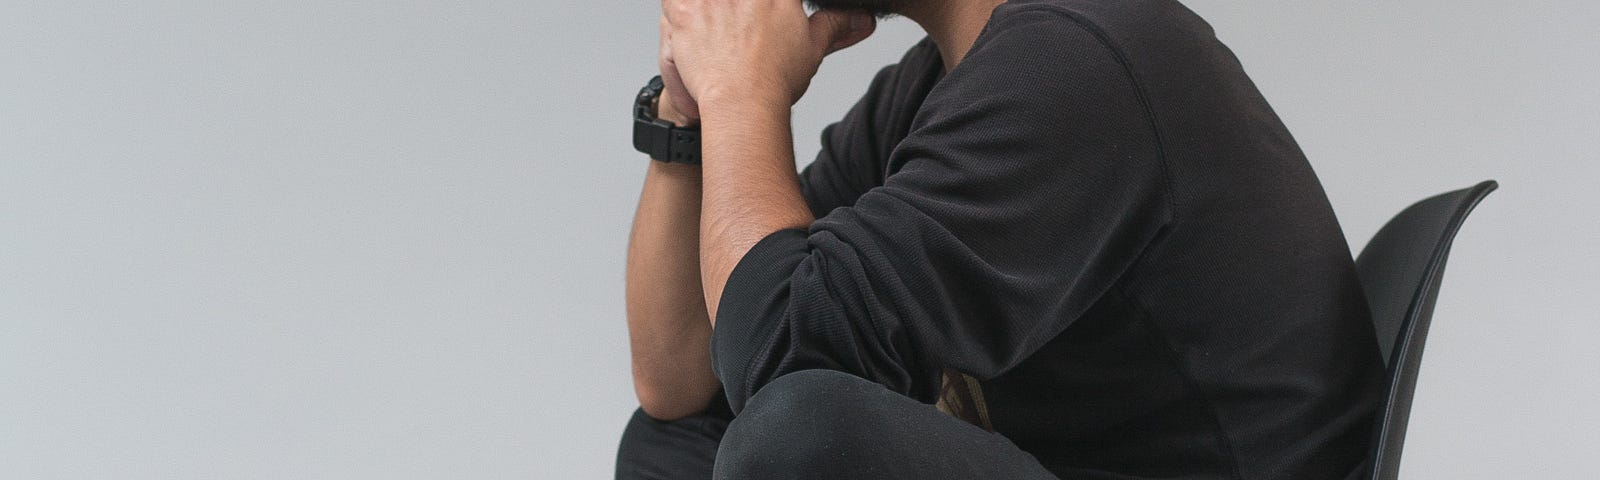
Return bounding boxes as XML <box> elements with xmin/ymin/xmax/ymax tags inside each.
<box><xmin>625</xmin><ymin>157</ymin><xmax>720</xmax><ymax>420</ymax></box>
<box><xmin>699</xmin><ymin>94</ymin><xmax>814</xmax><ymax>324</ymax></box>
<box><xmin>658</xmin><ymin>0</ymin><xmax>869</xmax><ymax>328</ymax></box>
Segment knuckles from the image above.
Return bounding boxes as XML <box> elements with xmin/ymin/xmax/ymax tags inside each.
<box><xmin>658</xmin><ymin>0</ymin><xmax>823</xmax><ymax>106</ymax></box>
<box><xmin>660</xmin><ymin>0</ymin><xmax>704</xmax><ymax>26</ymax></box>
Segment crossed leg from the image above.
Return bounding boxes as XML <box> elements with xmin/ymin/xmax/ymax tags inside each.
<box><xmin>617</xmin><ymin>369</ymin><xmax>1058</xmax><ymax>480</ymax></box>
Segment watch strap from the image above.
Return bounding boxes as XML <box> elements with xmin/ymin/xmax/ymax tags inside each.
<box><xmin>633</xmin><ymin>76</ymin><xmax>702</xmax><ymax>165</ymax></box>
<box><xmin>633</xmin><ymin>117</ymin><xmax>701</xmax><ymax>164</ymax></box>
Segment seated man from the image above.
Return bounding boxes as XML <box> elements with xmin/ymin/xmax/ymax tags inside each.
<box><xmin>619</xmin><ymin>0</ymin><xmax>1382</xmax><ymax>478</ymax></box>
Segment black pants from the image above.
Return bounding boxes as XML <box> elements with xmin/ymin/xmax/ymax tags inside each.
<box><xmin>615</xmin><ymin>369</ymin><xmax>1059</xmax><ymax>479</ymax></box>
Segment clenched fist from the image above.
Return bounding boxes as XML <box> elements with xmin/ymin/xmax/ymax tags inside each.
<box><xmin>658</xmin><ymin>0</ymin><xmax>876</xmax><ymax>115</ymax></box>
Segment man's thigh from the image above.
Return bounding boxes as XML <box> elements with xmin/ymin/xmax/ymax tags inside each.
<box><xmin>713</xmin><ymin>369</ymin><xmax>1059</xmax><ymax>480</ymax></box>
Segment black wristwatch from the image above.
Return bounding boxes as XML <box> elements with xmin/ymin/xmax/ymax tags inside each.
<box><xmin>632</xmin><ymin>75</ymin><xmax>701</xmax><ymax>164</ymax></box>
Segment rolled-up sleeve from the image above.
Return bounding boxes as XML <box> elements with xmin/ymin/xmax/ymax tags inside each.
<box><xmin>711</xmin><ymin>5</ymin><xmax>1174</xmax><ymax>414</ymax></box>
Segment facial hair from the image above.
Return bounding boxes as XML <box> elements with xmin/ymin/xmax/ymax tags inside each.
<box><xmin>804</xmin><ymin>0</ymin><xmax>912</xmax><ymax>19</ymax></box>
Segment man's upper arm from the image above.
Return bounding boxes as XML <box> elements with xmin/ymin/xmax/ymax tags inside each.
<box><xmin>712</xmin><ymin>6</ymin><xmax>1173</xmax><ymax>414</ymax></box>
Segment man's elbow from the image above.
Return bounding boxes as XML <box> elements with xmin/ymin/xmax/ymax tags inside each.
<box><xmin>634</xmin><ymin>380</ymin><xmax>716</xmax><ymax>422</ymax></box>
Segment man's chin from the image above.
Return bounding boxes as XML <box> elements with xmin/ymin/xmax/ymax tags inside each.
<box><xmin>804</xmin><ymin>0</ymin><xmax>905</xmax><ymax>19</ymax></box>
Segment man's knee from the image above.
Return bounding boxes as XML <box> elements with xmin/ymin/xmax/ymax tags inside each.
<box><xmin>753</xmin><ymin>368</ymin><xmax>881</xmax><ymax>410</ymax></box>
<box><xmin>714</xmin><ymin>369</ymin><xmax>903</xmax><ymax>478</ymax></box>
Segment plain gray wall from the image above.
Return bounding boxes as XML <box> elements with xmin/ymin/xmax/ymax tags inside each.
<box><xmin>2</xmin><ymin>1</ymin><xmax>1594</xmax><ymax>478</ymax></box>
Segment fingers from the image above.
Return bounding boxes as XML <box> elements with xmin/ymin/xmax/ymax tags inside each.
<box><xmin>663</xmin><ymin>0</ymin><xmax>846</xmax><ymax>110</ymax></box>
<box><xmin>660</xmin><ymin>0</ymin><xmax>681</xmax><ymax>27</ymax></box>
<box><xmin>658</xmin><ymin>14</ymin><xmax>671</xmax><ymax>71</ymax></box>
<box><xmin>658</xmin><ymin>15</ymin><xmax>700</xmax><ymax>120</ymax></box>
<box><xmin>659</xmin><ymin>0</ymin><xmax>702</xmax><ymax>30</ymax></box>
<box><xmin>809</xmin><ymin>9</ymin><xmax>876</xmax><ymax>57</ymax></box>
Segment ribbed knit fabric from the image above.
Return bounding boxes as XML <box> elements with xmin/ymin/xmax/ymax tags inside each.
<box><xmin>710</xmin><ymin>1</ymin><xmax>1383</xmax><ymax>478</ymax></box>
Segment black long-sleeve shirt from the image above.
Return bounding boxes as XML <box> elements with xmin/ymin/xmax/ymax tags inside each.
<box><xmin>710</xmin><ymin>0</ymin><xmax>1383</xmax><ymax>478</ymax></box>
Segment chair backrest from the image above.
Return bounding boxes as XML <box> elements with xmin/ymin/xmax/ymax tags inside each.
<box><xmin>1354</xmin><ymin>180</ymin><xmax>1497</xmax><ymax>480</ymax></box>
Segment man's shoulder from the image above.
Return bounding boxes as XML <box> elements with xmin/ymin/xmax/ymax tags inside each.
<box><xmin>834</xmin><ymin>35</ymin><xmax>944</xmax><ymax>143</ymax></box>
<box><xmin>861</xmin><ymin>36</ymin><xmax>942</xmax><ymax>101</ymax></box>
<box><xmin>860</xmin><ymin>0</ymin><xmax>1207</xmax><ymax>106</ymax></box>
<box><xmin>976</xmin><ymin>0</ymin><xmax>1218</xmax><ymax>65</ymax></box>
<box><xmin>920</xmin><ymin>1</ymin><xmax>1163</xmax><ymax>112</ymax></box>
<box><xmin>990</xmin><ymin>0</ymin><xmax>1201</xmax><ymax>34</ymax></box>
<box><xmin>898</xmin><ymin>36</ymin><xmax>941</xmax><ymax>71</ymax></box>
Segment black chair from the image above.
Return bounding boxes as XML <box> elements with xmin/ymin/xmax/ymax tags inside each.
<box><xmin>1354</xmin><ymin>180</ymin><xmax>1497</xmax><ymax>480</ymax></box>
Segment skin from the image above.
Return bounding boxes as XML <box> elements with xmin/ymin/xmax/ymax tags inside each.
<box><xmin>625</xmin><ymin>0</ymin><xmax>1004</xmax><ymax>421</ymax></box>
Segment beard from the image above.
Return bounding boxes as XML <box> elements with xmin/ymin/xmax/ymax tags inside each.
<box><xmin>804</xmin><ymin>0</ymin><xmax>912</xmax><ymax>19</ymax></box>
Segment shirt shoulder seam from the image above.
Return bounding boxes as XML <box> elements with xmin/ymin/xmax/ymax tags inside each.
<box><xmin>998</xmin><ymin>3</ymin><xmax>1180</xmax><ymax>221</ymax></box>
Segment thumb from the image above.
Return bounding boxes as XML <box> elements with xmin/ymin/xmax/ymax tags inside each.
<box><xmin>809</xmin><ymin>9</ymin><xmax>876</xmax><ymax>57</ymax></box>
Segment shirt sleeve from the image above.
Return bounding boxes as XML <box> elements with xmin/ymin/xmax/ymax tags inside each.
<box><xmin>795</xmin><ymin>63</ymin><xmax>898</xmax><ymax>219</ymax></box>
<box><xmin>711</xmin><ymin>5</ymin><xmax>1174</xmax><ymax>414</ymax></box>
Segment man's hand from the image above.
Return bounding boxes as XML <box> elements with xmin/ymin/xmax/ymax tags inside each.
<box><xmin>660</xmin><ymin>0</ymin><xmax>876</xmax><ymax>109</ymax></box>
<box><xmin>658</xmin><ymin>15</ymin><xmax>701</xmax><ymax>124</ymax></box>
<box><xmin>661</xmin><ymin>1</ymin><xmax>873</xmax><ymax>325</ymax></box>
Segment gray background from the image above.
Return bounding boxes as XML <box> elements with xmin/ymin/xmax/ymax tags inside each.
<box><xmin>2</xmin><ymin>0</ymin><xmax>1594</xmax><ymax>478</ymax></box>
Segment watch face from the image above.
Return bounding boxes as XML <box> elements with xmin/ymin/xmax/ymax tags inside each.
<box><xmin>638</xmin><ymin>84</ymin><xmax>655</xmax><ymax>104</ymax></box>
<box><xmin>636</xmin><ymin>75</ymin><xmax>665</xmax><ymax>117</ymax></box>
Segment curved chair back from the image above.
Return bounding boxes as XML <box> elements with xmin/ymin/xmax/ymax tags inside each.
<box><xmin>1355</xmin><ymin>180</ymin><xmax>1497</xmax><ymax>480</ymax></box>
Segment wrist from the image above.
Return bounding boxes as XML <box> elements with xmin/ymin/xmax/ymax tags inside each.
<box><xmin>699</xmin><ymin>91</ymin><xmax>794</xmax><ymax>171</ymax></box>
<box><xmin>698</xmin><ymin>82</ymin><xmax>791</xmax><ymax>115</ymax></box>
<box><xmin>655</xmin><ymin>89</ymin><xmax>699</xmax><ymax>128</ymax></box>
<box><xmin>701</xmin><ymin>92</ymin><xmax>791</xmax><ymax>131</ymax></box>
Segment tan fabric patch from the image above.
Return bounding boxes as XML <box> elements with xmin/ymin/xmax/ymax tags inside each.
<box><xmin>935</xmin><ymin>368</ymin><xmax>994</xmax><ymax>432</ymax></box>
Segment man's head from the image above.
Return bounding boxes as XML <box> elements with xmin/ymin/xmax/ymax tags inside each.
<box><xmin>805</xmin><ymin>0</ymin><xmax>914</xmax><ymax>19</ymax></box>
